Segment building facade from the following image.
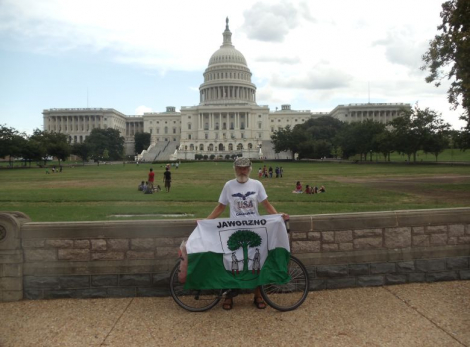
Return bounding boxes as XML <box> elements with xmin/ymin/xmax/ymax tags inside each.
<box><xmin>43</xmin><ymin>19</ymin><xmax>410</xmax><ymax>160</ymax></box>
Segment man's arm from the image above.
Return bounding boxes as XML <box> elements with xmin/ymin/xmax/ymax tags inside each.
<box><xmin>207</xmin><ymin>203</ymin><xmax>226</xmax><ymax>219</ymax></box>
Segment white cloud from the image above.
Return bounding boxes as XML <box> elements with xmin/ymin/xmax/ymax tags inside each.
<box><xmin>135</xmin><ymin>105</ymin><xmax>152</xmax><ymax>115</ymax></box>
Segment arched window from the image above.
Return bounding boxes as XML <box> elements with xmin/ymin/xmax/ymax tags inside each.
<box><xmin>208</xmin><ymin>144</ymin><xmax>214</xmax><ymax>151</ymax></box>
<box><xmin>228</xmin><ymin>143</ymin><xmax>233</xmax><ymax>151</ymax></box>
<box><xmin>190</xmin><ymin>144</ymin><xmax>194</xmax><ymax>151</ymax></box>
<box><xmin>199</xmin><ymin>144</ymin><xmax>204</xmax><ymax>151</ymax></box>
<box><xmin>188</xmin><ymin>123</ymin><xmax>191</xmax><ymax>130</ymax></box>
<box><xmin>248</xmin><ymin>143</ymin><xmax>253</xmax><ymax>149</ymax></box>
<box><xmin>237</xmin><ymin>143</ymin><xmax>243</xmax><ymax>150</ymax></box>
<box><xmin>219</xmin><ymin>143</ymin><xmax>224</xmax><ymax>151</ymax></box>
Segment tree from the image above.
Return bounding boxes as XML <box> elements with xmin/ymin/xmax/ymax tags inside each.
<box><xmin>227</xmin><ymin>230</ymin><xmax>262</xmax><ymax>274</ymax></box>
<box><xmin>21</xmin><ymin>139</ymin><xmax>46</xmax><ymax>166</ymax></box>
<box><xmin>0</xmin><ymin>125</ymin><xmax>26</xmax><ymax>166</ymax></box>
<box><xmin>422</xmin><ymin>0</ymin><xmax>470</xmax><ymax>149</ymax></box>
<box><xmin>30</xmin><ymin>130</ymin><xmax>71</xmax><ymax>165</ymax></box>
<box><xmin>71</xmin><ymin>142</ymin><xmax>92</xmax><ymax>164</ymax></box>
<box><xmin>336</xmin><ymin>120</ymin><xmax>385</xmax><ymax>161</ymax></box>
<box><xmin>85</xmin><ymin>128</ymin><xmax>124</xmax><ymax>161</ymax></box>
<box><xmin>271</xmin><ymin>125</ymin><xmax>309</xmax><ymax>160</ymax></box>
<box><xmin>134</xmin><ymin>132</ymin><xmax>151</xmax><ymax>154</ymax></box>
<box><xmin>423</xmin><ymin>131</ymin><xmax>450</xmax><ymax>161</ymax></box>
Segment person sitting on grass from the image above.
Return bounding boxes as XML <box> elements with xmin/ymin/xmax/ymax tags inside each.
<box><xmin>305</xmin><ymin>185</ymin><xmax>312</xmax><ymax>194</ymax></box>
<box><xmin>319</xmin><ymin>185</ymin><xmax>326</xmax><ymax>193</ymax></box>
<box><xmin>138</xmin><ymin>181</ymin><xmax>145</xmax><ymax>191</ymax></box>
<box><xmin>292</xmin><ymin>181</ymin><xmax>302</xmax><ymax>193</ymax></box>
<box><xmin>144</xmin><ymin>183</ymin><xmax>153</xmax><ymax>194</ymax></box>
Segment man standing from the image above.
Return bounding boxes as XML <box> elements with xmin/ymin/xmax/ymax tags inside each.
<box><xmin>163</xmin><ymin>167</ymin><xmax>172</xmax><ymax>192</ymax></box>
<box><xmin>207</xmin><ymin>157</ymin><xmax>288</xmax><ymax>310</ymax></box>
<box><xmin>148</xmin><ymin>168</ymin><xmax>155</xmax><ymax>190</ymax></box>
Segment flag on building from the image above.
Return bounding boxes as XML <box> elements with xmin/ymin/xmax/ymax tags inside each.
<box><xmin>184</xmin><ymin>214</ymin><xmax>290</xmax><ymax>290</ymax></box>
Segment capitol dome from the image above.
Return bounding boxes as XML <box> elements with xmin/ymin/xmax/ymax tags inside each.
<box><xmin>199</xmin><ymin>18</ymin><xmax>257</xmax><ymax>106</ymax></box>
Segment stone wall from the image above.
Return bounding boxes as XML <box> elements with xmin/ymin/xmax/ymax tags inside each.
<box><xmin>0</xmin><ymin>208</ymin><xmax>469</xmax><ymax>302</ymax></box>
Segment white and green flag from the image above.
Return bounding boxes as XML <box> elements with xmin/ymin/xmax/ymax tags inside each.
<box><xmin>185</xmin><ymin>214</ymin><xmax>290</xmax><ymax>290</ymax></box>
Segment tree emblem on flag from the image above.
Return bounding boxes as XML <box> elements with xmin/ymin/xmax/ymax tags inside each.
<box><xmin>227</xmin><ymin>230</ymin><xmax>262</xmax><ymax>275</ymax></box>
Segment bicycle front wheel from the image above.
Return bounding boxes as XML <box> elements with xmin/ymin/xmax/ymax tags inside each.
<box><xmin>260</xmin><ymin>255</ymin><xmax>309</xmax><ymax>311</ymax></box>
<box><xmin>169</xmin><ymin>259</ymin><xmax>222</xmax><ymax>312</ymax></box>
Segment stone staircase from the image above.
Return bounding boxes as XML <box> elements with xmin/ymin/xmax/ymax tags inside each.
<box><xmin>141</xmin><ymin>142</ymin><xmax>179</xmax><ymax>162</ymax></box>
<box><xmin>261</xmin><ymin>140</ymin><xmax>292</xmax><ymax>160</ymax></box>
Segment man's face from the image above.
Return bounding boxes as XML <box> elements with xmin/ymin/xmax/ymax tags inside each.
<box><xmin>235</xmin><ymin>166</ymin><xmax>251</xmax><ymax>183</ymax></box>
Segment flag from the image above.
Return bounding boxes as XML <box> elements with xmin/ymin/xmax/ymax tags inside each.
<box><xmin>185</xmin><ymin>214</ymin><xmax>290</xmax><ymax>290</ymax></box>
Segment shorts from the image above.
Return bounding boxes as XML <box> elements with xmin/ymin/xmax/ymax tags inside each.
<box><xmin>165</xmin><ymin>180</ymin><xmax>171</xmax><ymax>188</ymax></box>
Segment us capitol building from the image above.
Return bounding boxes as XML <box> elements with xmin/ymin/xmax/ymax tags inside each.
<box><xmin>43</xmin><ymin>19</ymin><xmax>410</xmax><ymax>161</ymax></box>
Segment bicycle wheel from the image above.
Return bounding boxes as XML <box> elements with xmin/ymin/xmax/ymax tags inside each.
<box><xmin>260</xmin><ymin>255</ymin><xmax>309</xmax><ymax>311</ymax></box>
<box><xmin>169</xmin><ymin>259</ymin><xmax>222</xmax><ymax>312</ymax></box>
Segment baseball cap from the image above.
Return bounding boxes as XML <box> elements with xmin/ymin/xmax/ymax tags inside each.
<box><xmin>234</xmin><ymin>157</ymin><xmax>252</xmax><ymax>167</ymax></box>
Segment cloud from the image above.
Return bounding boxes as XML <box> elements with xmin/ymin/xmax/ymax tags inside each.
<box><xmin>242</xmin><ymin>1</ymin><xmax>305</xmax><ymax>42</ymax></box>
<box><xmin>254</xmin><ymin>56</ymin><xmax>301</xmax><ymax>64</ymax></box>
<box><xmin>373</xmin><ymin>27</ymin><xmax>428</xmax><ymax>71</ymax></box>
<box><xmin>270</xmin><ymin>68</ymin><xmax>353</xmax><ymax>90</ymax></box>
<box><xmin>135</xmin><ymin>105</ymin><xmax>152</xmax><ymax>115</ymax></box>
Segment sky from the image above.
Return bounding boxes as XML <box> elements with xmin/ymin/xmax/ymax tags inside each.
<box><xmin>0</xmin><ymin>0</ymin><xmax>466</xmax><ymax>135</ymax></box>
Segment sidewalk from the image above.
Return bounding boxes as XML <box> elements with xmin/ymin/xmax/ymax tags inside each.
<box><xmin>1</xmin><ymin>281</ymin><xmax>469</xmax><ymax>347</ymax></box>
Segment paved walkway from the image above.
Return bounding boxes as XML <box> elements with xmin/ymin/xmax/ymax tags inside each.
<box><xmin>1</xmin><ymin>281</ymin><xmax>469</xmax><ymax>347</ymax></box>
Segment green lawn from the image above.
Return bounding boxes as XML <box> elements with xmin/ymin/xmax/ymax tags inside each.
<box><xmin>0</xmin><ymin>161</ymin><xmax>469</xmax><ymax>222</ymax></box>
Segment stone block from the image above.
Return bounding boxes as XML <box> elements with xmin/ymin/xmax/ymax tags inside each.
<box><xmin>349</xmin><ymin>264</ymin><xmax>369</xmax><ymax>276</ymax></box>
<box><xmin>24</xmin><ymin>276</ymin><xmax>60</xmax><ymax>289</ymax></box>
<box><xmin>448</xmin><ymin>225</ymin><xmax>465</xmax><ymax>237</ymax></box>
<box><xmin>156</xmin><ymin>247</ymin><xmax>179</xmax><ymax>258</ymax></box>
<box><xmin>58</xmin><ymin>249</ymin><xmax>90</xmax><ymax>261</ymax></box>
<box><xmin>370</xmin><ymin>263</ymin><xmax>396</xmax><ymax>274</ymax></box>
<box><xmin>426</xmin><ymin>271</ymin><xmax>458</xmax><ymax>282</ymax></box>
<box><xmin>0</xmin><ymin>277</ymin><xmax>22</xmax><ymax>291</ymax></box>
<box><xmin>44</xmin><ymin>290</ymin><xmax>75</xmax><ymax>299</ymax></box>
<box><xmin>131</xmin><ymin>238</ymin><xmax>155</xmax><ymax>250</ymax></box>
<box><xmin>310</xmin><ymin>279</ymin><xmax>326</xmax><ymax>291</ymax></box>
<box><xmin>306</xmin><ymin>268</ymin><xmax>316</xmax><ymax>279</ymax></box>
<box><xmin>385</xmin><ymin>274</ymin><xmax>407</xmax><ymax>285</ymax></box>
<box><xmin>396</xmin><ymin>261</ymin><xmax>415</xmax><ymax>273</ymax></box>
<box><xmin>137</xmin><ymin>287</ymin><xmax>169</xmax><ymax>297</ymax></box>
<box><xmin>307</xmin><ymin>232</ymin><xmax>321</xmax><ymax>241</ymax></box>
<box><xmin>322</xmin><ymin>232</ymin><xmax>335</xmax><ymax>243</ymax></box>
<box><xmin>119</xmin><ymin>274</ymin><xmax>152</xmax><ymax>287</ymax></box>
<box><xmin>427</xmin><ymin>225</ymin><xmax>447</xmax><ymax>234</ymax></box>
<box><xmin>291</xmin><ymin>241</ymin><xmax>320</xmax><ymax>253</ymax></box>
<box><xmin>91</xmin><ymin>252</ymin><xmax>125</xmax><ymax>261</ymax></box>
<box><xmin>107</xmin><ymin>287</ymin><xmax>136</xmax><ymax>297</ymax></box>
<box><xmin>154</xmin><ymin>238</ymin><xmax>175</xmax><ymax>246</ymax></box>
<box><xmin>448</xmin><ymin>237</ymin><xmax>458</xmax><ymax>245</ymax></box>
<box><xmin>353</xmin><ymin>237</ymin><xmax>382</xmax><ymax>250</ymax></box>
<box><xmin>45</xmin><ymin>240</ymin><xmax>73</xmax><ymax>248</ymax></box>
<box><xmin>92</xmin><ymin>275</ymin><xmax>119</xmax><ymax>287</ymax></box>
<box><xmin>335</xmin><ymin>230</ymin><xmax>353</xmax><ymax>243</ymax></box>
<box><xmin>91</xmin><ymin>239</ymin><xmax>107</xmax><ymax>251</ymax></box>
<box><xmin>460</xmin><ymin>270</ymin><xmax>470</xmax><ymax>280</ymax></box>
<box><xmin>22</xmin><ymin>239</ymin><xmax>45</xmax><ymax>248</ymax></box>
<box><xmin>412</xmin><ymin>226</ymin><xmax>425</xmax><ymax>235</ymax></box>
<box><xmin>78</xmin><ymin>289</ymin><xmax>108</xmax><ymax>299</ymax></box>
<box><xmin>384</xmin><ymin>227</ymin><xmax>411</xmax><ymax>249</ymax></box>
<box><xmin>466</xmin><ymin>224</ymin><xmax>470</xmax><ymax>235</ymax></box>
<box><xmin>152</xmin><ymin>273</ymin><xmax>170</xmax><ymax>286</ymax></box>
<box><xmin>321</xmin><ymin>244</ymin><xmax>339</xmax><ymax>252</ymax></box>
<box><xmin>291</xmin><ymin>232</ymin><xmax>307</xmax><ymax>240</ymax></box>
<box><xmin>339</xmin><ymin>243</ymin><xmax>353</xmax><ymax>251</ymax></box>
<box><xmin>127</xmin><ymin>251</ymin><xmax>155</xmax><ymax>260</ymax></box>
<box><xmin>24</xmin><ymin>289</ymin><xmax>43</xmax><ymax>300</ymax></box>
<box><xmin>357</xmin><ymin>276</ymin><xmax>384</xmax><ymax>287</ymax></box>
<box><xmin>3</xmin><ymin>263</ymin><xmax>22</xmax><ymax>277</ymax></box>
<box><xmin>2</xmin><ymin>290</ymin><xmax>23</xmax><ymax>302</ymax></box>
<box><xmin>408</xmin><ymin>273</ymin><xmax>426</xmax><ymax>283</ymax></box>
<box><xmin>107</xmin><ymin>239</ymin><xmax>129</xmax><ymax>251</ymax></box>
<box><xmin>353</xmin><ymin>229</ymin><xmax>383</xmax><ymax>238</ymax></box>
<box><xmin>458</xmin><ymin>236</ymin><xmax>470</xmax><ymax>244</ymax></box>
<box><xmin>430</xmin><ymin>234</ymin><xmax>447</xmax><ymax>245</ymax></box>
<box><xmin>74</xmin><ymin>240</ymin><xmax>90</xmax><ymax>249</ymax></box>
<box><xmin>24</xmin><ymin>249</ymin><xmax>57</xmax><ymax>262</ymax></box>
<box><xmin>59</xmin><ymin>276</ymin><xmax>90</xmax><ymax>289</ymax></box>
<box><xmin>316</xmin><ymin>265</ymin><xmax>349</xmax><ymax>278</ymax></box>
<box><xmin>446</xmin><ymin>257</ymin><xmax>469</xmax><ymax>270</ymax></box>
<box><xmin>415</xmin><ymin>259</ymin><xmax>446</xmax><ymax>272</ymax></box>
<box><xmin>327</xmin><ymin>278</ymin><xmax>356</xmax><ymax>289</ymax></box>
<box><xmin>412</xmin><ymin>235</ymin><xmax>430</xmax><ymax>247</ymax></box>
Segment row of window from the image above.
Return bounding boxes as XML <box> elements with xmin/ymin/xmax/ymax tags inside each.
<box><xmin>182</xmin><ymin>143</ymin><xmax>255</xmax><ymax>151</ymax></box>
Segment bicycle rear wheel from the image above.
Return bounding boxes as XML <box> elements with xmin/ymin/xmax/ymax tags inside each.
<box><xmin>169</xmin><ymin>259</ymin><xmax>222</xmax><ymax>312</ymax></box>
<box><xmin>260</xmin><ymin>255</ymin><xmax>309</xmax><ymax>311</ymax></box>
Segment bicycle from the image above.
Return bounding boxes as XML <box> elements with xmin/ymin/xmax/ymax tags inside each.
<box><xmin>169</xmin><ymin>220</ymin><xmax>309</xmax><ymax>312</ymax></box>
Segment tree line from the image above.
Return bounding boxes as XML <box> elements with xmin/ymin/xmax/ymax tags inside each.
<box><xmin>0</xmin><ymin>127</ymin><xmax>126</xmax><ymax>166</ymax></box>
<box><xmin>271</xmin><ymin>105</ymin><xmax>468</xmax><ymax>162</ymax></box>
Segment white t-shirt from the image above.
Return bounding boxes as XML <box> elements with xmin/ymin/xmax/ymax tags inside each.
<box><xmin>218</xmin><ymin>178</ymin><xmax>268</xmax><ymax>218</ymax></box>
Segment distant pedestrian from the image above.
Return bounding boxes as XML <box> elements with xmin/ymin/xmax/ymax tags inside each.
<box><xmin>275</xmin><ymin>167</ymin><xmax>279</xmax><ymax>178</ymax></box>
<box><xmin>280</xmin><ymin>167</ymin><xmax>283</xmax><ymax>178</ymax></box>
<box><xmin>163</xmin><ymin>167</ymin><xmax>172</xmax><ymax>192</ymax></box>
<box><xmin>268</xmin><ymin>166</ymin><xmax>273</xmax><ymax>178</ymax></box>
